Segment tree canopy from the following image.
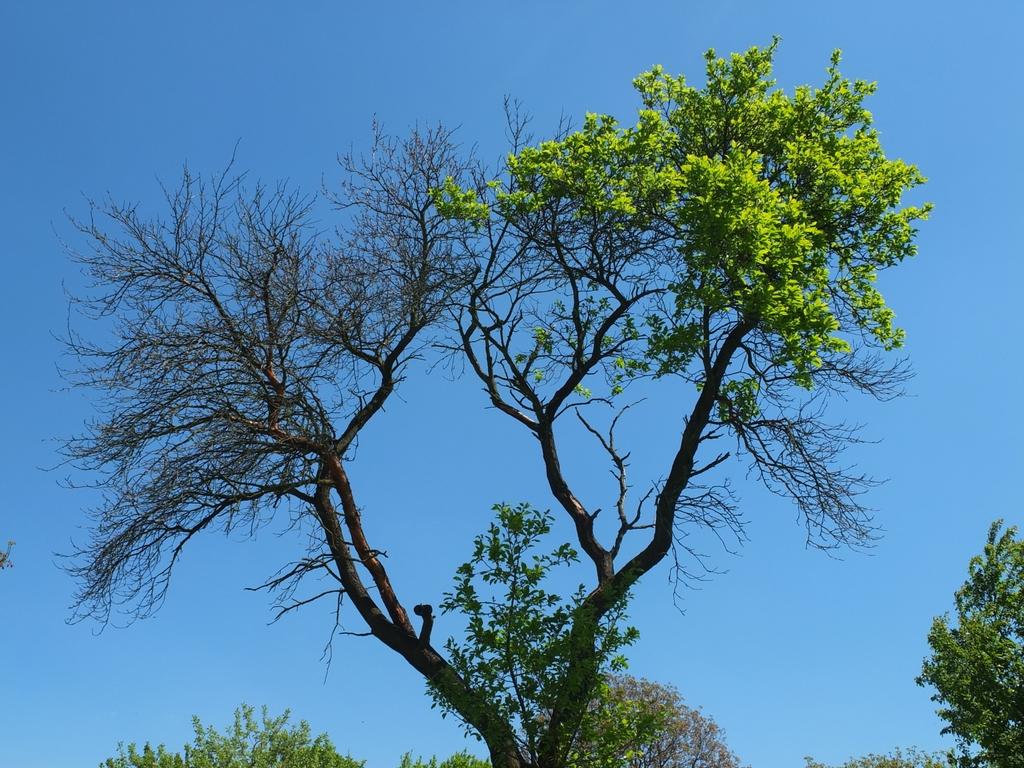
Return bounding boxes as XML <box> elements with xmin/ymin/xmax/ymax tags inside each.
<box><xmin>804</xmin><ymin>748</ymin><xmax>947</xmax><ymax>768</ymax></box>
<box><xmin>918</xmin><ymin>521</ymin><xmax>1024</xmax><ymax>768</ymax></box>
<box><xmin>99</xmin><ymin>704</ymin><xmax>491</xmax><ymax>768</ymax></box>
<box><xmin>581</xmin><ymin>675</ymin><xmax>744</xmax><ymax>768</ymax></box>
<box><xmin>66</xmin><ymin>41</ymin><xmax>927</xmax><ymax>768</ymax></box>
<box><xmin>397</xmin><ymin>752</ymin><xmax>491</xmax><ymax>768</ymax></box>
<box><xmin>100</xmin><ymin>704</ymin><xmax>362</xmax><ymax>768</ymax></box>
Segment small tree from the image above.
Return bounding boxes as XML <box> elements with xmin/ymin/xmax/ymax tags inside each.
<box><xmin>435</xmin><ymin>503</ymin><xmax>639</xmax><ymax>766</ymax></box>
<box><xmin>397</xmin><ymin>752</ymin><xmax>491</xmax><ymax>768</ymax></box>
<box><xmin>803</xmin><ymin>748</ymin><xmax>948</xmax><ymax>768</ymax></box>
<box><xmin>582</xmin><ymin>675</ymin><xmax>743</xmax><ymax>768</ymax></box>
<box><xmin>918</xmin><ymin>520</ymin><xmax>1024</xmax><ymax>768</ymax></box>
<box><xmin>101</xmin><ymin>704</ymin><xmax>362</xmax><ymax>768</ymax></box>
<box><xmin>435</xmin><ymin>515</ymin><xmax>738</xmax><ymax>768</ymax></box>
<box><xmin>0</xmin><ymin>540</ymin><xmax>12</xmax><ymax>570</ymax></box>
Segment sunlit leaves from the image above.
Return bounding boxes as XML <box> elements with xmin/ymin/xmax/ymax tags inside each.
<box><xmin>431</xmin><ymin>177</ymin><xmax>490</xmax><ymax>225</ymax></box>
<box><xmin>443</xmin><ymin>40</ymin><xmax>929</xmax><ymax>401</ymax></box>
<box><xmin>502</xmin><ymin>110</ymin><xmax>682</xmax><ymax>221</ymax></box>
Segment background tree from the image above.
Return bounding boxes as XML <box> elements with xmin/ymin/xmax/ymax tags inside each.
<box><xmin>397</xmin><ymin>752</ymin><xmax>491</xmax><ymax>768</ymax></box>
<box><xmin>803</xmin><ymin>748</ymin><xmax>948</xmax><ymax>768</ymax></box>
<box><xmin>66</xmin><ymin>42</ymin><xmax>927</xmax><ymax>768</ymax></box>
<box><xmin>580</xmin><ymin>675</ymin><xmax>743</xmax><ymax>768</ymax></box>
<box><xmin>435</xmin><ymin>503</ymin><xmax>640</xmax><ymax>767</ymax></box>
<box><xmin>0</xmin><ymin>540</ymin><xmax>12</xmax><ymax>570</ymax></box>
<box><xmin>101</xmin><ymin>704</ymin><xmax>363</xmax><ymax>768</ymax></box>
<box><xmin>918</xmin><ymin>520</ymin><xmax>1024</xmax><ymax>768</ymax></box>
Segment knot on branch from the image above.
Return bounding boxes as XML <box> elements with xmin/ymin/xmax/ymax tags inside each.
<box><xmin>413</xmin><ymin>603</ymin><xmax>434</xmax><ymax>647</ymax></box>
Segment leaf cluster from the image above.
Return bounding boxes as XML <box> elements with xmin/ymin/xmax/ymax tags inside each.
<box><xmin>918</xmin><ymin>521</ymin><xmax>1024</xmax><ymax>768</ymax></box>
<box><xmin>487</xmin><ymin>39</ymin><xmax>929</xmax><ymax>387</ymax></box>
<box><xmin>571</xmin><ymin>675</ymin><xmax>744</xmax><ymax>768</ymax></box>
<box><xmin>433</xmin><ymin>503</ymin><xmax>638</xmax><ymax>764</ymax></box>
<box><xmin>804</xmin><ymin>747</ymin><xmax>949</xmax><ymax>768</ymax></box>
<box><xmin>396</xmin><ymin>752</ymin><xmax>491</xmax><ymax>768</ymax></box>
<box><xmin>101</xmin><ymin>704</ymin><xmax>362</xmax><ymax>768</ymax></box>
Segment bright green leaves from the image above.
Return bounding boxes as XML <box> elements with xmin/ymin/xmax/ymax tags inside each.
<box><xmin>918</xmin><ymin>521</ymin><xmax>1024</xmax><ymax>768</ymax></box>
<box><xmin>444</xmin><ymin>40</ymin><xmax>927</xmax><ymax>422</ymax></box>
<box><xmin>434</xmin><ymin>503</ymin><xmax>637</xmax><ymax>760</ymax></box>
<box><xmin>782</xmin><ymin>120</ymin><xmax>930</xmax><ymax>353</ymax></box>
<box><xmin>502</xmin><ymin>110</ymin><xmax>680</xmax><ymax>222</ymax></box>
<box><xmin>669</xmin><ymin>147</ymin><xmax>843</xmax><ymax>384</ymax></box>
<box><xmin>430</xmin><ymin>176</ymin><xmax>490</xmax><ymax>225</ymax></box>
<box><xmin>631</xmin><ymin>42</ymin><xmax>929</xmax><ymax>387</ymax></box>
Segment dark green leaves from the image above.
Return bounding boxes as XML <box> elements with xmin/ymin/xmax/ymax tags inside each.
<box><xmin>918</xmin><ymin>521</ymin><xmax>1024</xmax><ymax>768</ymax></box>
<box><xmin>434</xmin><ymin>504</ymin><xmax>637</xmax><ymax>763</ymax></box>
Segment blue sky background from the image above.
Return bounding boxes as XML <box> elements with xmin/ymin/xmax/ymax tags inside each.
<box><xmin>2</xmin><ymin>2</ymin><xmax>1022</xmax><ymax>766</ymax></box>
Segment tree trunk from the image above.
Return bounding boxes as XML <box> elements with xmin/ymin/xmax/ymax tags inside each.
<box><xmin>487</xmin><ymin>741</ymin><xmax>529</xmax><ymax>768</ymax></box>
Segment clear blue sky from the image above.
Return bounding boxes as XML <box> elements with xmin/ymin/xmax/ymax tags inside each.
<box><xmin>2</xmin><ymin>2</ymin><xmax>1021</xmax><ymax>766</ymax></box>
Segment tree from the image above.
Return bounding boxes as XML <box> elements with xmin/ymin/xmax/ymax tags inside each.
<box><xmin>65</xmin><ymin>41</ymin><xmax>928</xmax><ymax>768</ymax></box>
<box><xmin>0</xmin><ymin>540</ymin><xmax>12</xmax><ymax>570</ymax></box>
<box><xmin>582</xmin><ymin>675</ymin><xmax>743</xmax><ymax>768</ymax></box>
<box><xmin>101</xmin><ymin>704</ymin><xmax>363</xmax><ymax>768</ymax></box>
<box><xmin>918</xmin><ymin>521</ymin><xmax>1024</xmax><ymax>768</ymax></box>
<box><xmin>434</xmin><ymin>503</ymin><xmax>641</xmax><ymax>767</ymax></box>
<box><xmin>510</xmin><ymin>671</ymin><xmax>745</xmax><ymax>768</ymax></box>
<box><xmin>397</xmin><ymin>752</ymin><xmax>491</xmax><ymax>768</ymax></box>
<box><xmin>803</xmin><ymin>748</ymin><xmax>948</xmax><ymax>768</ymax></box>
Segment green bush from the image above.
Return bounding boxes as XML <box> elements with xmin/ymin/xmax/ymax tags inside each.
<box><xmin>396</xmin><ymin>751</ymin><xmax>490</xmax><ymax>768</ymax></box>
<box><xmin>100</xmin><ymin>705</ymin><xmax>362</xmax><ymax>768</ymax></box>
<box><xmin>804</xmin><ymin>747</ymin><xmax>948</xmax><ymax>768</ymax></box>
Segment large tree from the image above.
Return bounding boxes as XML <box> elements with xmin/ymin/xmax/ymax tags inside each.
<box><xmin>918</xmin><ymin>521</ymin><xmax>1024</xmax><ymax>768</ymax></box>
<box><xmin>65</xmin><ymin>42</ymin><xmax>928</xmax><ymax>768</ymax></box>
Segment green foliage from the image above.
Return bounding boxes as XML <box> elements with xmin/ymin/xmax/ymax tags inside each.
<box><xmin>804</xmin><ymin>747</ymin><xmax>948</xmax><ymax>768</ymax></box>
<box><xmin>565</xmin><ymin>678</ymin><xmax>665</xmax><ymax>768</ymax></box>
<box><xmin>567</xmin><ymin>675</ymin><xmax>743</xmax><ymax>768</ymax></box>
<box><xmin>432</xmin><ymin>503</ymin><xmax>638</xmax><ymax>763</ymax></box>
<box><xmin>918</xmin><ymin>521</ymin><xmax>1024</xmax><ymax>768</ymax></box>
<box><xmin>396</xmin><ymin>751</ymin><xmax>490</xmax><ymax>768</ymax></box>
<box><xmin>430</xmin><ymin>177</ymin><xmax>490</xmax><ymax>225</ymax></box>
<box><xmin>100</xmin><ymin>705</ymin><xmax>363</xmax><ymax>768</ymax></box>
<box><xmin>439</xmin><ymin>39</ymin><xmax>928</xmax><ymax>395</ymax></box>
<box><xmin>102</xmin><ymin>744</ymin><xmax>185</xmax><ymax>768</ymax></box>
